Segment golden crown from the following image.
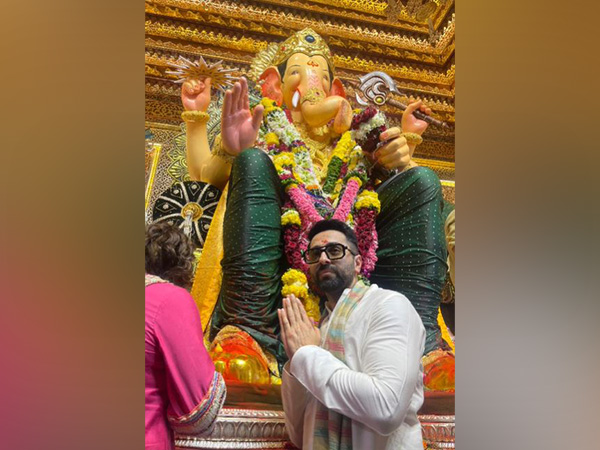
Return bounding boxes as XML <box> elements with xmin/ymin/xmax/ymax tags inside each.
<box><xmin>249</xmin><ymin>28</ymin><xmax>334</xmax><ymax>82</ymax></box>
<box><xmin>273</xmin><ymin>28</ymin><xmax>333</xmax><ymax>68</ymax></box>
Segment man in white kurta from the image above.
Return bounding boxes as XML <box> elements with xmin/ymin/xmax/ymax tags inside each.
<box><xmin>278</xmin><ymin>219</ymin><xmax>426</xmax><ymax>450</ymax></box>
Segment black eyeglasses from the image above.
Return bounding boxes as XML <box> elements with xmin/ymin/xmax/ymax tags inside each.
<box><xmin>303</xmin><ymin>243</ymin><xmax>357</xmax><ymax>264</ymax></box>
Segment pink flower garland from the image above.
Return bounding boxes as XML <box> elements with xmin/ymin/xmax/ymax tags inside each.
<box><xmin>286</xmin><ymin>169</ymin><xmax>379</xmax><ymax>278</ymax></box>
<box><xmin>286</xmin><ymin>178</ymin><xmax>378</xmax><ymax>278</ymax></box>
<box><xmin>283</xmin><ymin>224</ymin><xmax>309</xmax><ymax>273</ymax></box>
<box><xmin>332</xmin><ymin>179</ymin><xmax>360</xmax><ymax>222</ymax></box>
<box><xmin>354</xmin><ymin>207</ymin><xmax>378</xmax><ymax>276</ymax></box>
<box><xmin>287</xmin><ymin>186</ymin><xmax>323</xmax><ymax>224</ymax></box>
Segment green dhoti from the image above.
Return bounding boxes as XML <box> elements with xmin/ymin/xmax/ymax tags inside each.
<box><xmin>209</xmin><ymin>149</ymin><xmax>288</xmax><ymax>365</ymax></box>
<box><xmin>211</xmin><ymin>149</ymin><xmax>448</xmax><ymax>366</ymax></box>
<box><xmin>371</xmin><ymin>167</ymin><xmax>448</xmax><ymax>354</ymax></box>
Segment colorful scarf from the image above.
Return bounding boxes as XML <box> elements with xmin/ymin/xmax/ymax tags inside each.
<box><xmin>313</xmin><ymin>280</ymin><xmax>370</xmax><ymax>450</ymax></box>
<box><xmin>145</xmin><ymin>273</ymin><xmax>168</xmax><ymax>287</ymax></box>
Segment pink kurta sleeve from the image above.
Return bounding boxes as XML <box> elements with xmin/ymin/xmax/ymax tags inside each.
<box><xmin>154</xmin><ymin>285</ymin><xmax>226</xmax><ymax>435</ymax></box>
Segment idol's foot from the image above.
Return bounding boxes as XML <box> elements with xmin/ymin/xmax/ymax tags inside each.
<box><xmin>422</xmin><ymin>348</ymin><xmax>455</xmax><ymax>392</ymax></box>
<box><xmin>209</xmin><ymin>325</ymin><xmax>277</xmax><ymax>385</ymax></box>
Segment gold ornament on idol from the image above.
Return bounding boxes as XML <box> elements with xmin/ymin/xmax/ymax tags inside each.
<box><xmin>272</xmin><ymin>27</ymin><xmax>333</xmax><ymax>69</ymax></box>
<box><xmin>210</xmin><ymin>134</ymin><xmax>236</xmax><ymax>164</ymax></box>
<box><xmin>401</xmin><ymin>132</ymin><xmax>424</xmax><ymax>146</ymax></box>
<box><xmin>181</xmin><ymin>202</ymin><xmax>204</xmax><ymax>221</ymax></box>
<box><xmin>294</xmin><ymin>121</ymin><xmax>334</xmax><ymax>182</ymax></box>
<box><xmin>181</xmin><ymin>110</ymin><xmax>209</xmax><ymax>123</ymax></box>
<box><xmin>249</xmin><ymin>27</ymin><xmax>334</xmax><ymax>82</ymax></box>
<box><xmin>301</xmin><ymin>87</ymin><xmax>325</xmax><ymax>106</ymax></box>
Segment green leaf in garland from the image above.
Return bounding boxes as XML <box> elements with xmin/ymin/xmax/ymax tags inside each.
<box><xmin>322</xmin><ymin>156</ymin><xmax>344</xmax><ymax>194</ymax></box>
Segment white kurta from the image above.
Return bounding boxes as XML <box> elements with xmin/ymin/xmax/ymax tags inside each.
<box><xmin>281</xmin><ymin>283</ymin><xmax>426</xmax><ymax>450</ymax></box>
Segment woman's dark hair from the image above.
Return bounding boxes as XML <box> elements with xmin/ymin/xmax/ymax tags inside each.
<box><xmin>145</xmin><ymin>222</ymin><xmax>195</xmax><ymax>290</ymax></box>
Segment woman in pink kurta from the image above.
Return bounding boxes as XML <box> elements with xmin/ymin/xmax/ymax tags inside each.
<box><xmin>145</xmin><ymin>222</ymin><xmax>226</xmax><ymax>450</ymax></box>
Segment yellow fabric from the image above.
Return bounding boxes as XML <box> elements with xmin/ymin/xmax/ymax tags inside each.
<box><xmin>437</xmin><ymin>308</ymin><xmax>455</xmax><ymax>353</ymax></box>
<box><xmin>445</xmin><ymin>209</ymin><xmax>455</xmax><ymax>287</ymax></box>
<box><xmin>191</xmin><ymin>185</ymin><xmax>228</xmax><ymax>333</ymax></box>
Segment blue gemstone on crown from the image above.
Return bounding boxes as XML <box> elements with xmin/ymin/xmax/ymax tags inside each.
<box><xmin>305</xmin><ymin>35</ymin><xmax>315</xmax><ymax>43</ymax></box>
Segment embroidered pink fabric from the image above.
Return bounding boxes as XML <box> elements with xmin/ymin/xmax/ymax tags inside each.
<box><xmin>145</xmin><ymin>282</ymin><xmax>220</xmax><ymax>450</ymax></box>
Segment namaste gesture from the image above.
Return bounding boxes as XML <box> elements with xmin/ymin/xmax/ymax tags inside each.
<box><xmin>278</xmin><ymin>294</ymin><xmax>321</xmax><ymax>360</ymax></box>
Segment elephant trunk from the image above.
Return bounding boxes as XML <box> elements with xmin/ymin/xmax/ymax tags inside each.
<box><xmin>300</xmin><ymin>93</ymin><xmax>339</xmax><ymax>125</ymax></box>
<box><xmin>292</xmin><ymin>68</ymin><xmax>352</xmax><ymax>133</ymax></box>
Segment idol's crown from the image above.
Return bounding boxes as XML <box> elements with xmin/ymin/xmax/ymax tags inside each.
<box><xmin>249</xmin><ymin>28</ymin><xmax>334</xmax><ymax>82</ymax></box>
<box><xmin>272</xmin><ymin>28</ymin><xmax>333</xmax><ymax>69</ymax></box>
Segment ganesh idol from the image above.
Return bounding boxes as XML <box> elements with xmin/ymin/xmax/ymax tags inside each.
<box><xmin>179</xmin><ymin>28</ymin><xmax>454</xmax><ymax>391</ymax></box>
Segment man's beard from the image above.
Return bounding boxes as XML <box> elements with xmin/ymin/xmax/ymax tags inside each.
<box><xmin>314</xmin><ymin>263</ymin><xmax>354</xmax><ymax>294</ymax></box>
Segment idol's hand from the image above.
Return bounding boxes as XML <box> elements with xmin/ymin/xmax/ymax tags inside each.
<box><xmin>221</xmin><ymin>77</ymin><xmax>264</xmax><ymax>157</ymax></box>
<box><xmin>181</xmin><ymin>77</ymin><xmax>212</xmax><ymax>112</ymax></box>
<box><xmin>278</xmin><ymin>295</ymin><xmax>321</xmax><ymax>360</ymax></box>
<box><xmin>401</xmin><ymin>100</ymin><xmax>432</xmax><ymax>136</ymax></box>
<box><xmin>368</xmin><ymin>127</ymin><xmax>411</xmax><ymax>171</ymax></box>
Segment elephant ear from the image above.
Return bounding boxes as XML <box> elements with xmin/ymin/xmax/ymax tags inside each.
<box><xmin>330</xmin><ymin>78</ymin><xmax>347</xmax><ymax>99</ymax></box>
<box><xmin>259</xmin><ymin>67</ymin><xmax>283</xmax><ymax>106</ymax></box>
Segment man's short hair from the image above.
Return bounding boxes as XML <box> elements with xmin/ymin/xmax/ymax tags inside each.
<box><xmin>307</xmin><ymin>219</ymin><xmax>359</xmax><ymax>254</ymax></box>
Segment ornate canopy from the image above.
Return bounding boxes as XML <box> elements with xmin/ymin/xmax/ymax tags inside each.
<box><xmin>145</xmin><ymin>0</ymin><xmax>455</xmax><ymax>194</ymax></box>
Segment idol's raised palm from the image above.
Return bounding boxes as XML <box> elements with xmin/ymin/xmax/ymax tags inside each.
<box><xmin>220</xmin><ymin>77</ymin><xmax>264</xmax><ymax>156</ymax></box>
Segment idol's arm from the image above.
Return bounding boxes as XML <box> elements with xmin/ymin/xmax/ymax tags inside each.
<box><xmin>186</xmin><ymin>120</ymin><xmax>231</xmax><ymax>191</ymax></box>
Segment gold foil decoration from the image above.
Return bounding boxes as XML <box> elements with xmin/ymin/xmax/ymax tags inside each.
<box><xmin>166</xmin><ymin>56</ymin><xmax>237</xmax><ymax>92</ymax></box>
<box><xmin>248</xmin><ymin>42</ymin><xmax>279</xmax><ymax>82</ymax></box>
<box><xmin>145</xmin><ymin>143</ymin><xmax>162</xmax><ymax>211</ymax></box>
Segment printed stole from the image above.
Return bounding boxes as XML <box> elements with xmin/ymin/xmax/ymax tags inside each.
<box><xmin>145</xmin><ymin>273</ymin><xmax>168</xmax><ymax>287</ymax></box>
<box><xmin>313</xmin><ymin>280</ymin><xmax>370</xmax><ymax>450</ymax></box>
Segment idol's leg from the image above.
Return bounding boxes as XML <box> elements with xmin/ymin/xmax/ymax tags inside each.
<box><xmin>210</xmin><ymin>148</ymin><xmax>288</xmax><ymax>366</ymax></box>
<box><xmin>371</xmin><ymin>167</ymin><xmax>448</xmax><ymax>354</ymax></box>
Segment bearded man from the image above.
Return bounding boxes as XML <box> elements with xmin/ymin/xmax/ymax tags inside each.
<box><xmin>278</xmin><ymin>219</ymin><xmax>425</xmax><ymax>450</ymax></box>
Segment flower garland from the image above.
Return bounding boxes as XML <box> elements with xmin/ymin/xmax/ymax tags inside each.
<box><xmin>322</xmin><ymin>131</ymin><xmax>355</xmax><ymax>194</ymax></box>
<box><xmin>353</xmin><ymin>190</ymin><xmax>381</xmax><ymax>276</ymax></box>
<box><xmin>258</xmin><ymin>98</ymin><xmax>385</xmax><ymax>322</ymax></box>
<box><xmin>281</xmin><ymin>268</ymin><xmax>320</xmax><ymax>323</ymax></box>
